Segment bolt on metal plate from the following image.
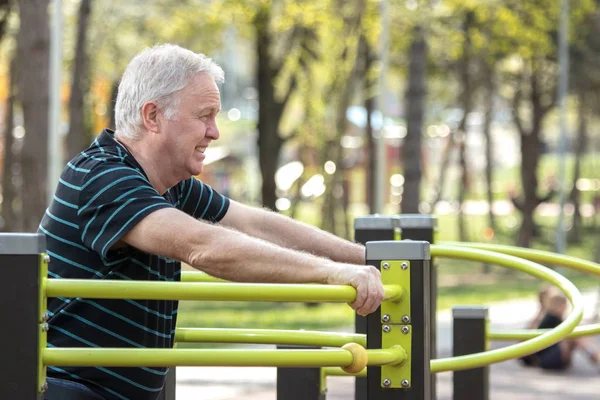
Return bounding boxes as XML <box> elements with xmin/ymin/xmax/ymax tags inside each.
<box><xmin>401</xmin><ymin>315</ymin><xmax>410</xmax><ymax>323</ymax></box>
<box><xmin>401</xmin><ymin>262</ymin><xmax>408</xmax><ymax>270</ymax></box>
<box><xmin>382</xmin><ymin>379</ymin><xmax>391</xmax><ymax>387</ymax></box>
<box><xmin>382</xmin><ymin>262</ymin><xmax>390</xmax><ymax>269</ymax></box>
<box><xmin>382</xmin><ymin>325</ymin><xmax>391</xmax><ymax>333</ymax></box>
<box><xmin>401</xmin><ymin>326</ymin><xmax>410</xmax><ymax>334</ymax></box>
<box><xmin>382</xmin><ymin>314</ymin><xmax>391</xmax><ymax>323</ymax></box>
<box><xmin>401</xmin><ymin>379</ymin><xmax>410</xmax><ymax>388</ymax></box>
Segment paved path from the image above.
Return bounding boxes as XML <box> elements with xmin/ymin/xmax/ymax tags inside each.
<box><xmin>174</xmin><ymin>290</ymin><xmax>600</xmax><ymax>399</ymax></box>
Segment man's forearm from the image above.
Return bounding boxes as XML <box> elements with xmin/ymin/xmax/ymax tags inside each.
<box><xmin>189</xmin><ymin>225</ymin><xmax>343</xmax><ymax>284</ymax></box>
<box><xmin>247</xmin><ymin>210</ymin><xmax>365</xmax><ymax>265</ymax></box>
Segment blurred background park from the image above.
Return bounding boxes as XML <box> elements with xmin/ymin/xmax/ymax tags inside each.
<box><xmin>0</xmin><ymin>0</ymin><xmax>598</xmax><ymax>334</ymax></box>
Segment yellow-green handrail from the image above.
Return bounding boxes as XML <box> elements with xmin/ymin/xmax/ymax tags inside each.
<box><xmin>45</xmin><ymin>279</ymin><xmax>403</xmax><ymax>303</ymax></box>
<box><xmin>175</xmin><ymin>328</ymin><xmax>366</xmax><ymax>347</ymax></box>
<box><xmin>441</xmin><ymin>242</ymin><xmax>600</xmax><ymax>276</ymax></box>
<box><xmin>442</xmin><ymin>242</ymin><xmax>600</xmax><ymax>340</ymax></box>
<box><xmin>42</xmin><ymin>347</ymin><xmax>405</xmax><ymax>368</ymax></box>
<box><xmin>429</xmin><ymin>245</ymin><xmax>583</xmax><ymax>373</ymax></box>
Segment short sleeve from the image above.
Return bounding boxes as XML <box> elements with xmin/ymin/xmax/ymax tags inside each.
<box><xmin>77</xmin><ymin>163</ymin><xmax>174</xmax><ymax>258</ymax></box>
<box><xmin>177</xmin><ymin>177</ymin><xmax>229</xmax><ymax>222</ymax></box>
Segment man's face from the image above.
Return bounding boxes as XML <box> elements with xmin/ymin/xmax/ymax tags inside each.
<box><xmin>156</xmin><ymin>73</ymin><xmax>221</xmax><ymax>180</ymax></box>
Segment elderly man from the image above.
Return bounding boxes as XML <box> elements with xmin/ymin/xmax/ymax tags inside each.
<box><xmin>39</xmin><ymin>44</ymin><xmax>384</xmax><ymax>400</ymax></box>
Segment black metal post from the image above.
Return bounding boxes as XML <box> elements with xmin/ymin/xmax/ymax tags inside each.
<box><xmin>365</xmin><ymin>240</ymin><xmax>431</xmax><ymax>400</ymax></box>
<box><xmin>157</xmin><ymin>368</ymin><xmax>176</xmax><ymax>400</ymax></box>
<box><xmin>354</xmin><ymin>216</ymin><xmax>400</xmax><ymax>400</ymax></box>
<box><xmin>452</xmin><ymin>306</ymin><xmax>489</xmax><ymax>400</ymax></box>
<box><xmin>398</xmin><ymin>215</ymin><xmax>437</xmax><ymax>400</ymax></box>
<box><xmin>277</xmin><ymin>345</ymin><xmax>325</xmax><ymax>400</ymax></box>
<box><xmin>0</xmin><ymin>233</ymin><xmax>46</xmax><ymax>400</ymax></box>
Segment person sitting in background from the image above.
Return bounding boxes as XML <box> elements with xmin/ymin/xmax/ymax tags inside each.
<box><xmin>522</xmin><ymin>289</ymin><xmax>600</xmax><ymax>371</ymax></box>
<box><xmin>520</xmin><ymin>285</ymin><xmax>555</xmax><ymax>366</ymax></box>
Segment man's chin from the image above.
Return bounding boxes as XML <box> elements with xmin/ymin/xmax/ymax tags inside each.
<box><xmin>190</xmin><ymin>164</ymin><xmax>204</xmax><ymax>177</ymax></box>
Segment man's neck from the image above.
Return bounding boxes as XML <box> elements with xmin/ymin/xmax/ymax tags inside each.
<box><xmin>114</xmin><ymin>133</ymin><xmax>172</xmax><ymax>195</ymax></box>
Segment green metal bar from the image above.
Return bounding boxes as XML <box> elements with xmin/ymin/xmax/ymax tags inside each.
<box><xmin>440</xmin><ymin>242</ymin><xmax>600</xmax><ymax>276</ymax></box>
<box><xmin>46</xmin><ymin>279</ymin><xmax>403</xmax><ymax>303</ymax></box>
<box><xmin>429</xmin><ymin>245</ymin><xmax>583</xmax><ymax>373</ymax></box>
<box><xmin>43</xmin><ymin>348</ymin><xmax>354</xmax><ymax>368</ymax></box>
<box><xmin>323</xmin><ymin>367</ymin><xmax>367</xmax><ymax>377</ymax></box>
<box><xmin>175</xmin><ymin>328</ymin><xmax>366</xmax><ymax>347</ymax></box>
<box><xmin>442</xmin><ymin>242</ymin><xmax>600</xmax><ymax>340</ymax></box>
<box><xmin>366</xmin><ymin>347</ymin><xmax>407</xmax><ymax>366</ymax></box>
<box><xmin>181</xmin><ymin>271</ymin><xmax>225</xmax><ymax>283</ymax></box>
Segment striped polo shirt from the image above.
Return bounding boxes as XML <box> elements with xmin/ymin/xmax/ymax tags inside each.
<box><xmin>39</xmin><ymin>129</ymin><xmax>229</xmax><ymax>400</ymax></box>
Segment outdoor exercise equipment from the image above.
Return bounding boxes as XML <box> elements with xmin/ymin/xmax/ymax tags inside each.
<box><xmin>2</xmin><ymin>215</ymin><xmax>596</xmax><ymax>400</ymax></box>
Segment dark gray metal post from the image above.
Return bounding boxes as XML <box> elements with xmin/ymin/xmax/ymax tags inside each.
<box><xmin>0</xmin><ymin>233</ymin><xmax>46</xmax><ymax>400</ymax></box>
<box><xmin>452</xmin><ymin>306</ymin><xmax>489</xmax><ymax>400</ymax></box>
<box><xmin>366</xmin><ymin>241</ymin><xmax>431</xmax><ymax>400</ymax></box>
<box><xmin>277</xmin><ymin>345</ymin><xmax>325</xmax><ymax>400</ymax></box>
<box><xmin>354</xmin><ymin>216</ymin><xmax>400</xmax><ymax>400</ymax></box>
<box><xmin>157</xmin><ymin>368</ymin><xmax>176</xmax><ymax>400</ymax></box>
<box><xmin>398</xmin><ymin>215</ymin><xmax>437</xmax><ymax>400</ymax></box>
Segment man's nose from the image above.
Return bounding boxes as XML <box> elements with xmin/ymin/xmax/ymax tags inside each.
<box><xmin>207</xmin><ymin>121</ymin><xmax>220</xmax><ymax>140</ymax></box>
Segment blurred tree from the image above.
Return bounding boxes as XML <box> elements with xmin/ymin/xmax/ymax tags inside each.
<box><xmin>361</xmin><ymin>36</ymin><xmax>376</xmax><ymax>213</ymax></box>
<box><xmin>0</xmin><ymin>0</ymin><xmax>12</xmax><ymax>43</ymax></box>
<box><xmin>401</xmin><ymin>24</ymin><xmax>427</xmax><ymax>215</ymax></box>
<box><xmin>16</xmin><ymin>0</ymin><xmax>50</xmax><ymax>232</ymax></box>
<box><xmin>455</xmin><ymin>11</ymin><xmax>474</xmax><ymax>242</ymax></box>
<box><xmin>1</xmin><ymin>56</ymin><xmax>21</xmax><ymax>232</ymax></box>
<box><xmin>567</xmin><ymin>7</ymin><xmax>600</xmax><ymax>241</ymax></box>
<box><xmin>66</xmin><ymin>0</ymin><xmax>92</xmax><ymax>160</ymax></box>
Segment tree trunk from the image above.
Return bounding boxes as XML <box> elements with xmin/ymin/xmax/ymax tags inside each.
<box><xmin>66</xmin><ymin>0</ymin><xmax>92</xmax><ymax>160</ymax></box>
<box><xmin>1</xmin><ymin>56</ymin><xmax>21</xmax><ymax>232</ymax></box>
<box><xmin>254</xmin><ymin>7</ymin><xmax>284</xmax><ymax>211</ymax></box>
<box><xmin>518</xmin><ymin>124</ymin><xmax>542</xmax><ymax>248</ymax></box>
<box><xmin>569</xmin><ymin>88</ymin><xmax>587</xmax><ymax>242</ymax></box>
<box><xmin>16</xmin><ymin>0</ymin><xmax>50</xmax><ymax>232</ymax></box>
<box><xmin>457</xmin><ymin>13</ymin><xmax>474</xmax><ymax>243</ymax></box>
<box><xmin>401</xmin><ymin>25</ymin><xmax>427</xmax><ymax>214</ymax></box>
<box><xmin>513</xmin><ymin>66</ymin><xmax>555</xmax><ymax>248</ymax></box>
<box><xmin>482</xmin><ymin>63</ymin><xmax>496</xmax><ymax>232</ymax></box>
<box><xmin>363</xmin><ymin>39</ymin><xmax>376</xmax><ymax>214</ymax></box>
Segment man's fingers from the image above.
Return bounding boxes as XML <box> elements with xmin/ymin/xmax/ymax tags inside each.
<box><xmin>351</xmin><ymin>283</ymin><xmax>367</xmax><ymax>313</ymax></box>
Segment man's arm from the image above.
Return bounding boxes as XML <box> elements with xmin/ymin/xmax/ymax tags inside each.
<box><xmin>220</xmin><ymin>200</ymin><xmax>365</xmax><ymax>265</ymax></box>
<box><xmin>120</xmin><ymin>208</ymin><xmax>384</xmax><ymax>316</ymax></box>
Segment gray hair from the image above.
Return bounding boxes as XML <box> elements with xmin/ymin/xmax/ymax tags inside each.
<box><xmin>115</xmin><ymin>44</ymin><xmax>225</xmax><ymax>139</ymax></box>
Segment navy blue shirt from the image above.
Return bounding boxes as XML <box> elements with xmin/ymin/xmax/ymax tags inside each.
<box><xmin>39</xmin><ymin>129</ymin><xmax>229</xmax><ymax>399</ymax></box>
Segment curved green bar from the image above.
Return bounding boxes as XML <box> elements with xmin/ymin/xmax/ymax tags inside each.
<box><xmin>43</xmin><ymin>348</ymin><xmax>354</xmax><ymax>368</ymax></box>
<box><xmin>441</xmin><ymin>241</ymin><xmax>600</xmax><ymax>276</ymax></box>
<box><xmin>46</xmin><ymin>279</ymin><xmax>403</xmax><ymax>303</ymax></box>
<box><xmin>429</xmin><ymin>245</ymin><xmax>583</xmax><ymax>373</ymax></box>
<box><xmin>323</xmin><ymin>367</ymin><xmax>367</xmax><ymax>377</ymax></box>
<box><xmin>181</xmin><ymin>271</ymin><xmax>225</xmax><ymax>283</ymax></box>
<box><xmin>442</xmin><ymin>241</ymin><xmax>600</xmax><ymax>339</ymax></box>
<box><xmin>175</xmin><ymin>328</ymin><xmax>366</xmax><ymax>347</ymax></box>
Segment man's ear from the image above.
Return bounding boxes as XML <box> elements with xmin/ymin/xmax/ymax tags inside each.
<box><xmin>141</xmin><ymin>101</ymin><xmax>160</xmax><ymax>133</ymax></box>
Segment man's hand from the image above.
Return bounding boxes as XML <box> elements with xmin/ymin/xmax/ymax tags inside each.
<box><xmin>327</xmin><ymin>264</ymin><xmax>385</xmax><ymax>316</ymax></box>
